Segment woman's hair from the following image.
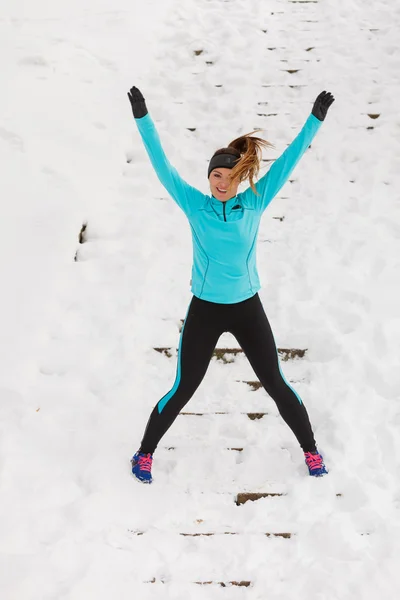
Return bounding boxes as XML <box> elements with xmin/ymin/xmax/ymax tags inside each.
<box><xmin>212</xmin><ymin>130</ymin><xmax>273</xmax><ymax>193</ymax></box>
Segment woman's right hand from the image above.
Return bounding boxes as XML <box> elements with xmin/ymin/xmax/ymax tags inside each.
<box><xmin>127</xmin><ymin>86</ymin><xmax>148</xmax><ymax>119</ymax></box>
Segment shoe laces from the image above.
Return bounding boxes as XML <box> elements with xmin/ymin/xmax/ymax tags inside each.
<box><xmin>304</xmin><ymin>451</ymin><xmax>323</xmax><ymax>470</ymax></box>
<box><xmin>137</xmin><ymin>453</ymin><xmax>153</xmax><ymax>472</ymax></box>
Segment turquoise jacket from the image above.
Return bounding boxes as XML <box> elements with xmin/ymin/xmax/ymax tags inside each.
<box><xmin>135</xmin><ymin>112</ymin><xmax>322</xmax><ymax>304</ymax></box>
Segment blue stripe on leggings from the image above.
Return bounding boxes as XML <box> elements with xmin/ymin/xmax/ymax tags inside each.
<box><xmin>157</xmin><ymin>306</ymin><xmax>190</xmax><ymax>414</ymax></box>
<box><xmin>269</xmin><ymin>324</ymin><xmax>303</xmax><ymax>406</ymax></box>
<box><xmin>277</xmin><ymin>351</ymin><xmax>303</xmax><ymax>405</ymax></box>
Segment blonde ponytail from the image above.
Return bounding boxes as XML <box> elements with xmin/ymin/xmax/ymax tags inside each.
<box><xmin>211</xmin><ymin>131</ymin><xmax>273</xmax><ymax>194</ymax></box>
<box><xmin>228</xmin><ymin>130</ymin><xmax>273</xmax><ymax>193</ymax></box>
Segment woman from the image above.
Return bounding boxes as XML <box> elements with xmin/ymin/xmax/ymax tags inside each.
<box><xmin>127</xmin><ymin>86</ymin><xmax>335</xmax><ymax>484</ymax></box>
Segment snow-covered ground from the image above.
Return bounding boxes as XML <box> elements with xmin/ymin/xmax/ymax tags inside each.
<box><xmin>1</xmin><ymin>0</ymin><xmax>400</xmax><ymax>597</ymax></box>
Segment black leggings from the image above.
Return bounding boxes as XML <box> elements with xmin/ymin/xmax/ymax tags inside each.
<box><xmin>139</xmin><ymin>293</ymin><xmax>317</xmax><ymax>454</ymax></box>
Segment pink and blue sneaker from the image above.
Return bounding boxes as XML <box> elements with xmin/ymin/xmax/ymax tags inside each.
<box><xmin>304</xmin><ymin>451</ymin><xmax>328</xmax><ymax>477</ymax></box>
<box><xmin>131</xmin><ymin>451</ymin><xmax>153</xmax><ymax>484</ymax></box>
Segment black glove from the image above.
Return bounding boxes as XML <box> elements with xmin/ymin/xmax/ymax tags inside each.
<box><xmin>312</xmin><ymin>91</ymin><xmax>335</xmax><ymax>121</ymax></box>
<box><xmin>127</xmin><ymin>86</ymin><xmax>148</xmax><ymax>119</ymax></box>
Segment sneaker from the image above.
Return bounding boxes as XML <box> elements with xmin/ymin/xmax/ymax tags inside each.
<box><xmin>304</xmin><ymin>451</ymin><xmax>328</xmax><ymax>477</ymax></box>
<box><xmin>131</xmin><ymin>451</ymin><xmax>153</xmax><ymax>484</ymax></box>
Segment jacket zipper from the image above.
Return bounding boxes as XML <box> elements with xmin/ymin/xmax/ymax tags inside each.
<box><xmin>223</xmin><ymin>202</ymin><xmax>227</xmax><ymax>222</ymax></box>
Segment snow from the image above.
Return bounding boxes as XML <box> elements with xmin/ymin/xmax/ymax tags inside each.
<box><xmin>1</xmin><ymin>0</ymin><xmax>400</xmax><ymax>597</ymax></box>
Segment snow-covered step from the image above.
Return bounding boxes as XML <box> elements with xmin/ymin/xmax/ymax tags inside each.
<box><xmin>147</xmin><ymin>579</ymin><xmax>253</xmax><ymax>587</ymax></box>
<box><xmin>126</xmin><ymin>530</ymin><xmax>297</xmax><ymax>583</ymax></box>
<box><xmin>126</xmin><ymin>481</ymin><xmax>345</xmax><ymax>535</ymax></box>
<box><xmin>124</xmin><ymin>490</ymin><xmax>296</xmax><ymax>535</ymax></box>
<box><xmin>181</xmin><ymin>531</ymin><xmax>291</xmax><ymax>538</ymax></box>
<box><xmin>173</xmin><ymin>392</ymin><xmax>307</xmax><ymax>416</ymax></box>
<box><xmin>235</xmin><ymin>491</ymin><xmax>341</xmax><ymax>505</ymax></box>
<box><xmin>132</xmin><ymin>531</ymin><xmax>291</xmax><ymax>540</ymax></box>
<box><xmin>144</xmin><ymin>579</ymin><xmax>254</xmax><ymax>593</ymax></box>
<box><xmin>131</xmin><ymin>504</ymin><xmax>292</xmax><ymax>535</ymax></box>
<box><xmin>153</xmin><ymin>445</ymin><xmax>303</xmax><ymax>492</ymax></box>
<box><xmin>165</xmin><ymin>412</ymin><xmax>286</xmax><ymax>448</ymax></box>
<box><xmin>154</xmin><ymin>345</ymin><xmax>307</xmax><ymax>362</ymax></box>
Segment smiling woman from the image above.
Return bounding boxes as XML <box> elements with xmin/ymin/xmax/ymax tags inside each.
<box><xmin>209</xmin><ymin>168</ymin><xmax>238</xmax><ymax>201</ymax></box>
<box><xmin>208</xmin><ymin>131</ymin><xmax>273</xmax><ymax>201</ymax></box>
<box><xmin>127</xmin><ymin>85</ymin><xmax>334</xmax><ymax>484</ymax></box>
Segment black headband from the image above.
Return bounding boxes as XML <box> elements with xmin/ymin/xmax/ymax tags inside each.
<box><xmin>207</xmin><ymin>153</ymin><xmax>240</xmax><ymax>178</ymax></box>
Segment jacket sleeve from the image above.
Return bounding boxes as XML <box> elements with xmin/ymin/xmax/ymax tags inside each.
<box><xmin>242</xmin><ymin>113</ymin><xmax>323</xmax><ymax>213</ymax></box>
<box><xmin>134</xmin><ymin>113</ymin><xmax>205</xmax><ymax>216</ymax></box>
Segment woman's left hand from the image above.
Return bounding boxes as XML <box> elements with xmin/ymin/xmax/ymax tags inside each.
<box><xmin>312</xmin><ymin>91</ymin><xmax>335</xmax><ymax>121</ymax></box>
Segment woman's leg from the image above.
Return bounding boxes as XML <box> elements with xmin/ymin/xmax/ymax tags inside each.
<box><xmin>139</xmin><ymin>296</ymin><xmax>223</xmax><ymax>455</ymax></box>
<box><xmin>228</xmin><ymin>294</ymin><xmax>317</xmax><ymax>452</ymax></box>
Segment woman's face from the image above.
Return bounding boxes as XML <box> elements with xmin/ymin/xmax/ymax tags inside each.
<box><xmin>209</xmin><ymin>168</ymin><xmax>239</xmax><ymax>202</ymax></box>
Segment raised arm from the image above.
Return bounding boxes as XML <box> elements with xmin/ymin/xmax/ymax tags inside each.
<box><xmin>244</xmin><ymin>91</ymin><xmax>335</xmax><ymax>213</ymax></box>
<box><xmin>128</xmin><ymin>86</ymin><xmax>204</xmax><ymax>217</ymax></box>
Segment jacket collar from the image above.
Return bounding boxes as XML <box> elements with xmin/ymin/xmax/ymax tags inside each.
<box><xmin>210</xmin><ymin>195</ymin><xmax>239</xmax><ymax>215</ymax></box>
